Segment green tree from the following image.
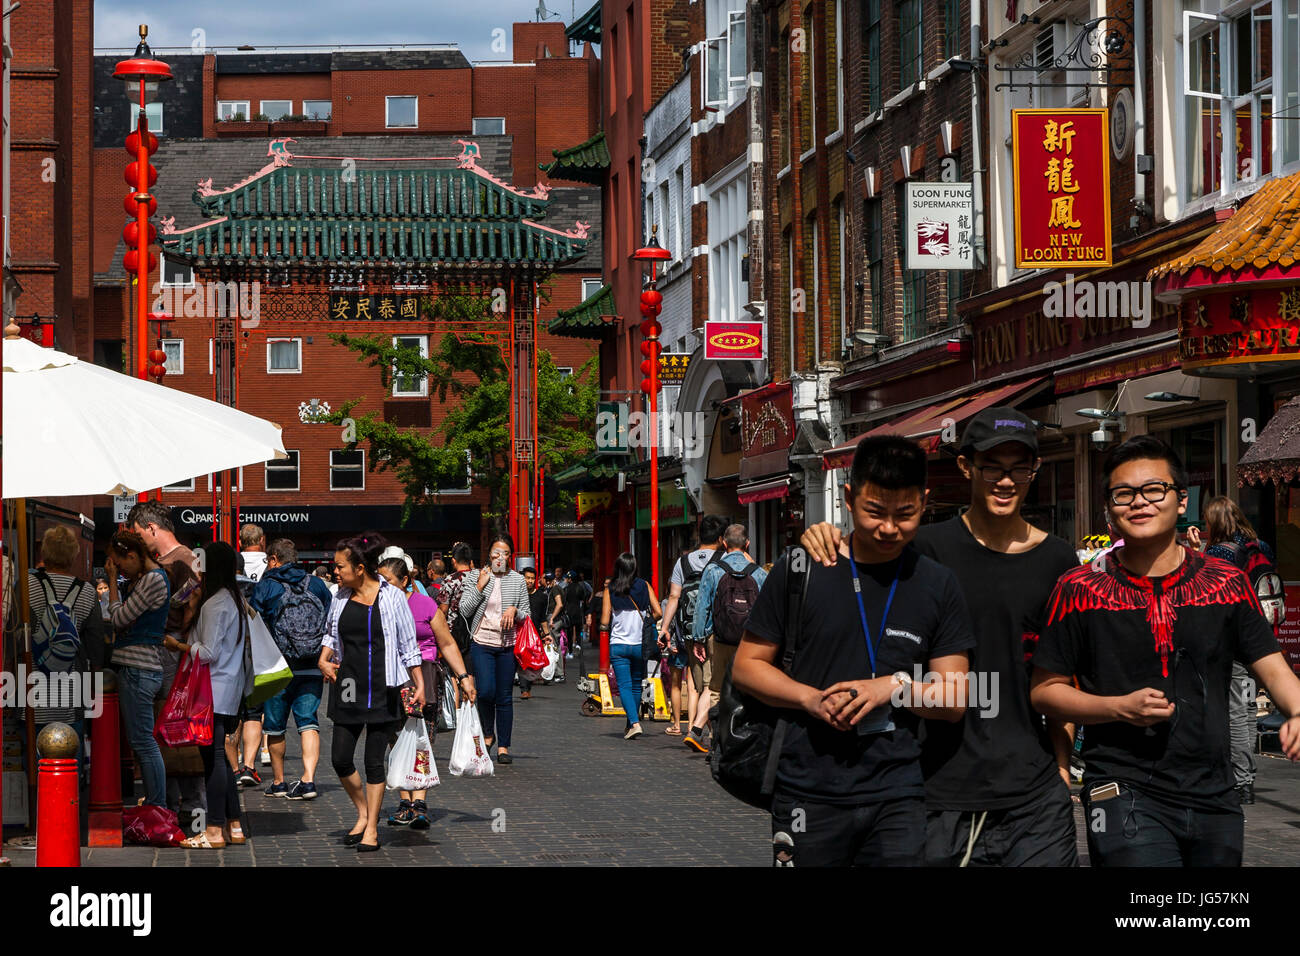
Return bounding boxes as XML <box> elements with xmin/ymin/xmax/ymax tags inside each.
<box><xmin>329</xmin><ymin>293</ymin><xmax>598</xmax><ymax>523</ymax></box>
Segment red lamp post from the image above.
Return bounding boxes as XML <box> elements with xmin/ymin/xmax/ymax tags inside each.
<box><xmin>115</xmin><ymin>25</ymin><xmax>171</xmax><ymax>500</ymax></box>
<box><xmin>632</xmin><ymin>229</ymin><xmax>671</xmax><ymax>599</ymax></box>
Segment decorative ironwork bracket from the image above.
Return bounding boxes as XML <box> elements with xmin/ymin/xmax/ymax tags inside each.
<box><xmin>993</xmin><ymin>6</ymin><xmax>1134</xmax><ymax>94</ymax></box>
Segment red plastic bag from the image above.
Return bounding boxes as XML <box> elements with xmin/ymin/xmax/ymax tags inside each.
<box><xmin>154</xmin><ymin>653</ymin><xmax>214</xmax><ymax>748</ymax></box>
<box><xmin>122</xmin><ymin>804</ymin><xmax>187</xmax><ymax>847</ymax></box>
<box><xmin>513</xmin><ymin>617</ymin><xmax>549</xmax><ymax>672</ymax></box>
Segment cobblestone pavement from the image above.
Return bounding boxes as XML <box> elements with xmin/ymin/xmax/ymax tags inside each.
<box><xmin>10</xmin><ymin>663</ymin><xmax>1300</xmax><ymax>866</ymax></box>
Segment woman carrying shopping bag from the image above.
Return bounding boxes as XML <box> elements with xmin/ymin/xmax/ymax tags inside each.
<box><xmin>169</xmin><ymin>541</ymin><xmax>248</xmax><ymax>849</ymax></box>
<box><xmin>600</xmin><ymin>552</ymin><xmax>662</xmax><ymax>740</ymax></box>
<box><xmin>104</xmin><ymin>530</ymin><xmax>171</xmax><ymax>809</ymax></box>
<box><xmin>377</xmin><ymin>556</ymin><xmax>475</xmax><ymax>829</ymax></box>
<box><xmin>457</xmin><ymin>532</ymin><xmax>531</xmax><ymax>765</ymax></box>
<box><xmin>319</xmin><ymin>533</ymin><xmax>426</xmax><ymax>852</ymax></box>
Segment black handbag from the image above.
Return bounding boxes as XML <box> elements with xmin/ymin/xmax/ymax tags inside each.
<box><xmin>709</xmin><ymin>547</ymin><xmax>811</xmax><ymax>811</ymax></box>
<box><xmin>630</xmin><ymin>591</ymin><xmax>661</xmax><ymax>661</ymax></box>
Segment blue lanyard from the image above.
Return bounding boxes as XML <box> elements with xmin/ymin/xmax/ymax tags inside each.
<box><xmin>847</xmin><ymin>538</ymin><xmax>901</xmax><ymax>679</ymax></box>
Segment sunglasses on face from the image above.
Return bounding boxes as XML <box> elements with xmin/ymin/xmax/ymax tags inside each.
<box><xmin>975</xmin><ymin>465</ymin><xmax>1036</xmax><ymax>484</ymax></box>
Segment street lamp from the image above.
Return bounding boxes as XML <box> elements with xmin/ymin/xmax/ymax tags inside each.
<box><xmin>632</xmin><ymin>227</ymin><xmax>671</xmax><ymax>603</ymax></box>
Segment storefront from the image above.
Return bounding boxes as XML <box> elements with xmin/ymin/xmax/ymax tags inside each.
<box><xmin>736</xmin><ymin>382</ymin><xmax>799</xmax><ymax>565</ymax></box>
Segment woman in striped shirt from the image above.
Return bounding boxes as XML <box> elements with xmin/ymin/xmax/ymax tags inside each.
<box><xmin>104</xmin><ymin>530</ymin><xmax>171</xmax><ymax>809</ymax></box>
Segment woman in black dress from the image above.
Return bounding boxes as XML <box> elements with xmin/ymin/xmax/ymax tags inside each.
<box><xmin>319</xmin><ymin>533</ymin><xmax>426</xmax><ymax>852</ymax></box>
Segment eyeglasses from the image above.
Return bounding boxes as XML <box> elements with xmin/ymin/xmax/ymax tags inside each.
<box><xmin>1108</xmin><ymin>481</ymin><xmax>1179</xmax><ymax>507</ymax></box>
<box><xmin>976</xmin><ymin>465</ymin><xmax>1036</xmax><ymax>484</ymax></box>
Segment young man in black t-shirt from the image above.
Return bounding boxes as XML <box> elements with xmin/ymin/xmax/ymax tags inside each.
<box><xmin>735</xmin><ymin>435</ymin><xmax>975</xmax><ymax>867</ymax></box>
<box><xmin>1031</xmin><ymin>435</ymin><xmax>1300</xmax><ymax>866</ymax></box>
<box><xmin>801</xmin><ymin>408</ymin><xmax>1079</xmax><ymax>865</ymax></box>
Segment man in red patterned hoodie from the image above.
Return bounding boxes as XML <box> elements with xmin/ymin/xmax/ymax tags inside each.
<box><xmin>1032</xmin><ymin>434</ymin><xmax>1300</xmax><ymax>866</ymax></box>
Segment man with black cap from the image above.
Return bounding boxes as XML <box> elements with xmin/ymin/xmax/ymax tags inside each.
<box><xmin>800</xmin><ymin>407</ymin><xmax>1080</xmax><ymax>866</ymax></box>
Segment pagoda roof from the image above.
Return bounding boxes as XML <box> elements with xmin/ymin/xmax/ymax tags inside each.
<box><xmin>539</xmin><ymin>130</ymin><xmax>609</xmax><ymax>185</ymax></box>
<box><xmin>548</xmin><ymin>281</ymin><xmax>615</xmax><ymax>337</ymax></box>
<box><xmin>566</xmin><ymin>2</ymin><xmax>602</xmax><ymax>44</ymax></box>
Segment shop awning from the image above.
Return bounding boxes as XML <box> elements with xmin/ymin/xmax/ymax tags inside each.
<box><xmin>1149</xmin><ymin>169</ymin><xmax>1300</xmax><ymax>298</ymax></box>
<box><xmin>821</xmin><ymin>377</ymin><xmax>1047</xmax><ymax>470</ymax></box>
<box><xmin>737</xmin><ymin>475</ymin><xmax>791</xmax><ymax>505</ymax></box>
<box><xmin>1238</xmin><ymin>395</ymin><xmax>1300</xmax><ymax>486</ymax></box>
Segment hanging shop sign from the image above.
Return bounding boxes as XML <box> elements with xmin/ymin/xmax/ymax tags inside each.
<box><xmin>595</xmin><ymin>401</ymin><xmax>630</xmax><ymax>454</ymax></box>
<box><xmin>1178</xmin><ymin>286</ymin><xmax>1300</xmax><ymax>371</ymax></box>
<box><xmin>635</xmin><ymin>482</ymin><xmax>694</xmax><ymax>529</ymax></box>
<box><xmin>704</xmin><ymin>321</ymin><xmax>765</xmax><ymax>361</ymax></box>
<box><xmin>739</xmin><ymin>382</ymin><xmax>795</xmax><ymax>482</ymax></box>
<box><xmin>905</xmin><ymin>183</ymin><xmax>975</xmax><ymax>270</ymax></box>
<box><xmin>658</xmin><ymin>353</ymin><xmax>691</xmax><ymax>386</ymax></box>
<box><xmin>1012</xmin><ymin>108</ymin><xmax>1112</xmax><ymax>268</ymax></box>
<box><xmin>575</xmin><ymin>491</ymin><xmax>612</xmax><ymax>522</ymax></box>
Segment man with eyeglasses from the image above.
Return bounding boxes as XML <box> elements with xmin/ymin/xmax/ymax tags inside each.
<box><xmin>1031</xmin><ymin>434</ymin><xmax>1300</xmax><ymax>866</ymax></box>
<box><xmin>800</xmin><ymin>407</ymin><xmax>1080</xmax><ymax>865</ymax></box>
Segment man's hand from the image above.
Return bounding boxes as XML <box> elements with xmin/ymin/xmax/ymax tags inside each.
<box><xmin>319</xmin><ymin>659</ymin><xmax>339</xmax><ymax>683</ymax></box>
<box><xmin>1185</xmin><ymin>525</ymin><xmax>1203</xmax><ymax>551</ymax></box>
<box><xmin>822</xmin><ymin>677</ymin><xmax>895</xmax><ymax>727</ymax></box>
<box><xmin>477</xmin><ymin>568</ymin><xmax>490</xmax><ymax>590</ymax></box>
<box><xmin>1113</xmin><ymin>688</ymin><xmax>1176</xmax><ymax>726</ymax></box>
<box><xmin>692</xmin><ymin>642</ymin><xmax>707</xmax><ymax>663</ymax></box>
<box><xmin>800</xmin><ymin>523</ymin><xmax>844</xmax><ymax>567</ymax></box>
<box><xmin>163</xmin><ymin>635</ymin><xmax>184</xmax><ymax>653</ymax></box>
<box><xmin>1280</xmin><ymin>715</ymin><xmax>1300</xmax><ymax>761</ymax></box>
<box><xmin>800</xmin><ymin>685</ymin><xmax>851</xmax><ymax>730</ymax></box>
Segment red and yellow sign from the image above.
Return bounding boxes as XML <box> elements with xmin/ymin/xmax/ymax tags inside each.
<box><xmin>575</xmin><ymin>491</ymin><xmax>612</xmax><ymax>522</ymax></box>
<box><xmin>1178</xmin><ymin>286</ymin><xmax>1300</xmax><ymax>370</ymax></box>
<box><xmin>704</xmin><ymin>320</ymin><xmax>765</xmax><ymax>361</ymax></box>
<box><xmin>1012</xmin><ymin>108</ymin><xmax>1112</xmax><ymax>268</ymax></box>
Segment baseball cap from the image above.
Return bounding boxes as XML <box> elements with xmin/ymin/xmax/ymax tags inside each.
<box><xmin>957</xmin><ymin>407</ymin><xmax>1039</xmax><ymax>456</ymax></box>
<box><xmin>378</xmin><ymin>545</ymin><xmax>414</xmax><ymax>572</ymax></box>
<box><xmin>543</xmin><ymin>570</ymin><xmax>555</xmax><ymax>580</ymax></box>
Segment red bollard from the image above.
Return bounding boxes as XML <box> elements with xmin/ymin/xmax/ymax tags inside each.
<box><xmin>36</xmin><ymin>723</ymin><xmax>81</xmax><ymax>867</ymax></box>
<box><xmin>88</xmin><ymin>670</ymin><xmax>123</xmax><ymax>847</ymax></box>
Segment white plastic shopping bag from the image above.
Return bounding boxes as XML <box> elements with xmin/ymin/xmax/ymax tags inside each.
<box><xmin>386</xmin><ymin>717</ymin><xmax>440</xmax><ymax>790</ymax></box>
<box><xmin>540</xmin><ymin>647</ymin><xmax>560</xmax><ymax>681</ymax></box>
<box><xmin>447</xmin><ymin>701</ymin><xmax>494</xmax><ymax>777</ymax></box>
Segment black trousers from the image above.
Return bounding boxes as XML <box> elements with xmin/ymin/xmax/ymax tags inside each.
<box><xmin>925</xmin><ymin>778</ymin><xmax>1079</xmax><ymax>867</ymax></box>
<box><xmin>1080</xmin><ymin>783</ymin><xmax>1243</xmax><ymax>867</ymax></box>
<box><xmin>770</xmin><ymin>791</ymin><xmax>925</xmax><ymax>866</ymax></box>
<box><xmin>332</xmin><ymin>720</ymin><xmax>400</xmax><ymax>785</ymax></box>
<box><xmin>199</xmin><ymin>713</ymin><xmax>242</xmax><ymax>828</ymax></box>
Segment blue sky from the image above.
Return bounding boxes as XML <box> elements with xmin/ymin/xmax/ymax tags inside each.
<box><xmin>95</xmin><ymin>0</ymin><xmax>590</xmax><ymax>62</ymax></box>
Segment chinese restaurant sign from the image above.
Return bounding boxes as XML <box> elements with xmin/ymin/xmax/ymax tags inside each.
<box><xmin>328</xmin><ymin>293</ymin><xmax>425</xmax><ymax>321</ymax></box>
<box><xmin>1012</xmin><ymin>108</ymin><xmax>1112</xmax><ymax>269</ymax></box>
<box><xmin>1179</xmin><ymin>287</ymin><xmax>1300</xmax><ymax>371</ymax></box>
<box><xmin>704</xmin><ymin>321</ymin><xmax>765</xmax><ymax>360</ymax></box>
<box><xmin>739</xmin><ymin>382</ymin><xmax>795</xmax><ymax>482</ymax></box>
<box><xmin>658</xmin><ymin>353</ymin><xmax>691</xmax><ymax>386</ymax></box>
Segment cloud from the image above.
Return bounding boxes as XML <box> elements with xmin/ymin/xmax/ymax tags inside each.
<box><xmin>95</xmin><ymin>0</ymin><xmax>578</xmax><ymax>63</ymax></box>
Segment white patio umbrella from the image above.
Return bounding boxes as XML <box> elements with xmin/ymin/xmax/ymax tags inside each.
<box><xmin>3</xmin><ymin>333</ymin><xmax>287</xmax><ymax>498</ymax></box>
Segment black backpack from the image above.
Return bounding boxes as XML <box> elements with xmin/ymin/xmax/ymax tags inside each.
<box><xmin>710</xmin><ymin>547</ymin><xmax>810</xmax><ymax>810</ymax></box>
<box><xmin>675</xmin><ymin>549</ymin><xmax>725</xmax><ymax>642</ymax></box>
<box><xmin>270</xmin><ymin>573</ymin><xmax>327</xmax><ymax>660</ymax></box>
<box><xmin>712</xmin><ymin>560</ymin><xmax>761</xmax><ymax>647</ymax></box>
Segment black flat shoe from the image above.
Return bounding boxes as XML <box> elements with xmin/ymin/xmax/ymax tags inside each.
<box><xmin>357</xmin><ymin>841</ymin><xmax>381</xmax><ymax>853</ymax></box>
<box><xmin>343</xmin><ymin>832</ymin><xmax>364</xmax><ymax>846</ymax></box>
<box><xmin>497</xmin><ymin>752</ymin><xmax>513</xmax><ymax>765</ymax></box>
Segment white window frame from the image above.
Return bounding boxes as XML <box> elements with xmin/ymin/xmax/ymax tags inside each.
<box><xmin>392</xmin><ymin>335</ymin><xmax>429</xmax><ymax>397</ymax></box>
<box><xmin>330</xmin><ymin>449</ymin><xmax>366</xmax><ymax>491</ymax></box>
<box><xmin>556</xmin><ymin>366</ymin><xmax>574</xmax><ymax>377</ymax></box>
<box><xmin>706</xmin><ymin>161</ymin><xmax>749</xmax><ymax>323</ymax></box>
<box><xmin>435</xmin><ymin>449</ymin><xmax>474</xmax><ymax>495</ymax></box>
<box><xmin>265</xmin><ymin>450</ymin><xmax>300</xmax><ymax>493</ymax></box>
<box><xmin>133</xmin><ymin>102</ymin><xmax>163</xmax><ymax>135</ymax></box>
<box><xmin>702</xmin><ymin>3</ymin><xmax>747</xmax><ymax>110</ymax></box>
<box><xmin>162</xmin><ymin>476</ymin><xmax>194</xmax><ymax>492</ymax></box>
<box><xmin>208</xmin><ymin>338</ymin><xmax>214</xmax><ymax>375</ymax></box>
<box><xmin>472</xmin><ymin>116</ymin><xmax>506</xmax><ymax>135</ymax></box>
<box><xmin>207</xmin><ymin>468</ymin><xmax>244</xmax><ymax>492</ymax></box>
<box><xmin>259</xmin><ymin>99</ymin><xmax>293</xmax><ymax>121</ymax></box>
<box><xmin>386</xmin><ymin>95</ymin><xmax>418</xmax><ymax>129</ymax></box>
<box><xmin>301</xmin><ymin>99</ymin><xmax>332</xmax><ymax>121</ymax></box>
<box><xmin>266</xmin><ymin>337</ymin><xmax>302</xmax><ymax>374</ymax></box>
<box><xmin>581</xmin><ymin>277</ymin><xmax>603</xmax><ymax>300</ymax></box>
<box><xmin>217</xmin><ymin>100</ymin><xmax>249</xmax><ymax>122</ymax></box>
<box><xmin>161</xmin><ymin>339</ymin><xmax>183</xmax><ymax>375</ymax></box>
<box><xmin>837</xmin><ymin>200</ymin><xmax>847</xmax><ymax>353</ymax></box>
<box><xmin>158</xmin><ymin>253</ymin><xmax>194</xmax><ymax>288</ymax></box>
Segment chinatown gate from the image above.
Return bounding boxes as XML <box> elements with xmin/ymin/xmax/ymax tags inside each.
<box><xmin>160</xmin><ymin>139</ymin><xmax>588</xmax><ymax>565</ymax></box>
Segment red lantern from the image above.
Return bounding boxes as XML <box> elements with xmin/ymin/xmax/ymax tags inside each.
<box><xmin>124</xmin><ymin>192</ymin><xmax>157</xmax><ymax>217</ymax></box>
<box><xmin>640</xmin><ymin>289</ymin><xmax>663</xmax><ymax>308</ymax></box>
<box><xmin>125</xmin><ymin>128</ymin><xmax>158</xmax><ymax>156</ymax></box>
<box><xmin>150</xmin><ymin>364</ymin><xmax>167</xmax><ymax>379</ymax></box>
<box><xmin>122</xmin><ymin>249</ymin><xmax>140</xmax><ymax>273</ymax></box>
<box><xmin>148</xmin><ymin>349</ymin><xmax>167</xmax><ymax>365</ymax></box>
<box><xmin>640</xmin><ymin>320</ymin><xmax>662</xmax><ymax>339</ymax></box>
<box><xmin>640</xmin><ymin>378</ymin><xmax>655</xmax><ymax>394</ymax></box>
<box><xmin>123</xmin><ymin>221</ymin><xmax>157</xmax><ymax>247</ymax></box>
<box><xmin>124</xmin><ymin>161</ymin><xmax>158</xmax><ymax>188</ymax></box>
<box><xmin>640</xmin><ymin>359</ymin><xmax>654</xmax><ymax>376</ymax></box>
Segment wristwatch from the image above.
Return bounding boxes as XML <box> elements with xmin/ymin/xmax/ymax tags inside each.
<box><xmin>456</xmin><ymin>672</ymin><xmax>470</xmax><ymax>683</ymax></box>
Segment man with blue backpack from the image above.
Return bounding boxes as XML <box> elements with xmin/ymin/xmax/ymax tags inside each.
<box><xmin>250</xmin><ymin>538</ymin><xmax>332</xmax><ymax>800</ymax></box>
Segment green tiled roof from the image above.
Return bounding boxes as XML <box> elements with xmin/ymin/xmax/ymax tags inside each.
<box><xmin>549</xmin><ymin>282</ymin><xmax>615</xmax><ymax>337</ymax></box>
<box><xmin>539</xmin><ymin>131</ymin><xmax>609</xmax><ymax>185</ymax></box>
<box><xmin>566</xmin><ymin>2</ymin><xmax>602</xmax><ymax>44</ymax></box>
<box><xmin>554</xmin><ymin>452</ymin><xmax>632</xmax><ymax>486</ymax></box>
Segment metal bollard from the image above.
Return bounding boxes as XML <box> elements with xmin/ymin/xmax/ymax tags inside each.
<box><xmin>36</xmin><ymin>722</ymin><xmax>81</xmax><ymax>867</ymax></box>
<box><xmin>88</xmin><ymin>670</ymin><xmax>123</xmax><ymax>847</ymax></box>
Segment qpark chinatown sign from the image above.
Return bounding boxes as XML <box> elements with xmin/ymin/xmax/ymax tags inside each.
<box><xmin>704</xmin><ymin>321</ymin><xmax>765</xmax><ymax>361</ymax></box>
<box><xmin>1178</xmin><ymin>287</ymin><xmax>1300</xmax><ymax>371</ymax></box>
<box><xmin>1012</xmin><ymin>109</ymin><xmax>1112</xmax><ymax>269</ymax></box>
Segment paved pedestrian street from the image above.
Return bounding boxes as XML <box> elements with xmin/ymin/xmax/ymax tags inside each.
<box><xmin>10</xmin><ymin>666</ymin><xmax>1300</xmax><ymax>867</ymax></box>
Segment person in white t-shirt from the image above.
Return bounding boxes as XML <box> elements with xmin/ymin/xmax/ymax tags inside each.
<box><xmin>656</xmin><ymin>515</ymin><xmax>728</xmax><ymax>735</ymax></box>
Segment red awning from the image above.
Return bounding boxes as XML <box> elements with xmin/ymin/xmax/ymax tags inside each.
<box><xmin>821</xmin><ymin>377</ymin><xmax>1047</xmax><ymax>470</ymax></box>
<box><xmin>736</xmin><ymin>475</ymin><xmax>792</xmax><ymax>505</ymax></box>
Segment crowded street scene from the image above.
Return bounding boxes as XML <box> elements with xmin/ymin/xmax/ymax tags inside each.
<box><xmin>3</xmin><ymin>0</ymin><xmax>1300</xmax><ymax>931</ymax></box>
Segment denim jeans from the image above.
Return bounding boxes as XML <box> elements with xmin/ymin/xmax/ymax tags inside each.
<box><xmin>471</xmin><ymin>643</ymin><xmax>516</xmax><ymax>748</ymax></box>
<box><xmin>1081</xmin><ymin>783</ymin><xmax>1243</xmax><ymax>866</ymax></box>
<box><xmin>1228</xmin><ymin>662</ymin><xmax>1256</xmax><ymax>788</ymax></box>
<box><xmin>609</xmin><ymin>642</ymin><xmax>645</xmax><ymax>729</ymax></box>
<box><xmin>117</xmin><ymin>665</ymin><xmax>167</xmax><ymax>807</ymax></box>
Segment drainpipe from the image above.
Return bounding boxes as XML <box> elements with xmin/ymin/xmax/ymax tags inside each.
<box><xmin>971</xmin><ymin>0</ymin><xmax>985</xmax><ymax>268</ymax></box>
<box><xmin>1133</xmin><ymin>0</ymin><xmax>1146</xmax><ymax>217</ymax></box>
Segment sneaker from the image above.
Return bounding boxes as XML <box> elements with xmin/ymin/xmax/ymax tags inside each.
<box><xmin>237</xmin><ymin>765</ymin><xmax>262</xmax><ymax>787</ymax></box>
<box><xmin>1237</xmin><ymin>784</ymin><xmax>1255</xmax><ymax>806</ymax></box>
<box><xmin>683</xmin><ymin>728</ymin><xmax>708</xmax><ymax>753</ymax></box>
<box><xmin>285</xmin><ymin>780</ymin><xmax>318</xmax><ymax>801</ymax></box>
<box><xmin>624</xmin><ymin>725</ymin><xmax>643</xmax><ymax>740</ymax></box>
<box><xmin>259</xmin><ymin>747</ymin><xmax>271</xmax><ymax>767</ymax></box>
<box><xmin>410</xmin><ymin>799</ymin><xmax>431</xmax><ymax>830</ymax></box>
<box><xmin>388</xmin><ymin>799</ymin><xmax>413</xmax><ymax>826</ymax></box>
<box><xmin>264</xmin><ymin>780</ymin><xmax>289</xmax><ymax>797</ymax></box>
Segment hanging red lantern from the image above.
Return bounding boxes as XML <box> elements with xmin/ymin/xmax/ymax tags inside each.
<box><xmin>123</xmin><ymin>221</ymin><xmax>157</xmax><ymax>247</ymax></box>
<box><xmin>640</xmin><ymin>358</ymin><xmax>654</xmax><ymax>376</ymax></box>
<box><xmin>639</xmin><ymin>320</ymin><xmax>662</xmax><ymax>339</ymax></box>
<box><xmin>122</xmin><ymin>249</ymin><xmax>140</xmax><ymax>273</ymax></box>
<box><xmin>639</xmin><ymin>288</ymin><xmax>663</xmax><ymax>308</ymax></box>
<box><xmin>148</xmin><ymin>349</ymin><xmax>167</xmax><ymax>365</ymax></box>
<box><xmin>124</xmin><ymin>161</ymin><xmax>158</xmax><ymax>188</ymax></box>
<box><xmin>124</xmin><ymin>192</ymin><xmax>157</xmax><ymax>217</ymax></box>
<box><xmin>150</xmin><ymin>364</ymin><xmax>167</xmax><ymax>379</ymax></box>
<box><xmin>124</xmin><ymin>128</ymin><xmax>158</xmax><ymax>157</ymax></box>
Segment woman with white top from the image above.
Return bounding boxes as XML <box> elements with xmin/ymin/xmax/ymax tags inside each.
<box><xmin>172</xmin><ymin>541</ymin><xmax>248</xmax><ymax>849</ymax></box>
<box><xmin>600</xmin><ymin>552</ymin><xmax>662</xmax><ymax>740</ymax></box>
<box><xmin>457</xmin><ymin>532</ymin><xmax>531</xmax><ymax>764</ymax></box>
